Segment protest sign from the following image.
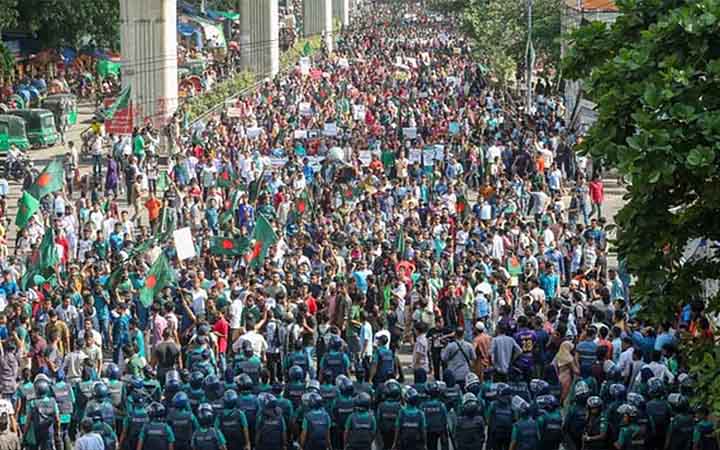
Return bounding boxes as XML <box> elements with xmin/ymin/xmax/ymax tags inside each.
<box><xmin>359</xmin><ymin>151</ymin><xmax>372</xmax><ymax>166</ymax></box>
<box><xmin>323</xmin><ymin>122</ymin><xmax>338</xmax><ymax>137</ymax></box>
<box><xmin>423</xmin><ymin>147</ymin><xmax>435</xmax><ymax>166</ymax></box>
<box><xmin>403</xmin><ymin>127</ymin><xmax>418</xmax><ymax>140</ymax></box>
<box><xmin>173</xmin><ymin>227</ymin><xmax>196</xmax><ymax>260</ymax></box>
<box><xmin>353</xmin><ymin>104</ymin><xmax>366</xmax><ymax>121</ymax></box>
<box><xmin>409</xmin><ymin>148</ymin><xmax>422</xmax><ymax>164</ymax></box>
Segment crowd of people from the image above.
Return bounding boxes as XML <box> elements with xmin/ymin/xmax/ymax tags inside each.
<box><xmin>0</xmin><ymin>1</ymin><xmax>716</xmax><ymax>450</ymax></box>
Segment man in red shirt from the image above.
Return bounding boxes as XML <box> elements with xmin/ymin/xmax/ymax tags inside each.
<box><xmin>301</xmin><ymin>283</ymin><xmax>317</xmax><ymax>316</ymax></box>
<box><xmin>212</xmin><ymin>310</ymin><xmax>230</xmax><ymax>355</ymax></box>
<box><xmin>589</xmin><ymin>175</ymin><xmax>605</xmax><ymax>219</ymax></box>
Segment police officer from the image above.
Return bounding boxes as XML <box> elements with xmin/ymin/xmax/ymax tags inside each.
<box><xmin>234</xmin><ymin>341</ymin><xmax>262</xmax><ymax>386</ymax></box>
<box><xmin>89</xmin><ymin>406</ymin><xmax>118</xmax><ymax>450</ymax></box>
<box><xmin>693</xmin><ymin>406</ymin><xmax>718</xmax><ymax>450</ymax></box>
<box><xmin>353</xmin><ymin>367</ymin><xmax>375</xmax><ymax>401</ymax></box>
<box><xmin>376</xmin><ymin>380</ymin><xmax>402</xmax><ymax>450</ymax></box>
<box><xmin>583</xmin><ymin>396</ymin><xmax>608</xmax><ymax>450</ymax></box>
<box><xmin>137</xmin><ymin>403</ymin><xmax>175</xmax><ymax>450</ymax></box>
<box><xmin>216</xmin><ymin>390</ymin><xmax>250</xmax><ymax>450</ymax></box>
<box><xmin>285</xmin><ymin>366</ymin><xmax>307</xmax><ymax>410</ymax></box>
<box><xmin>606</xmin><ymin>383</ymin><xmax>627</xmax><ymax>443</ymax></box>
<box><xmin>271</xmin><ymin>384</ymin><xmax>294</xmax><ymax>435</ymax></box>
<box><xmin>284</xmin><ymin>340</ymin><xmax>310</xmax><ymax>380</ymax></box>
<box><xmin>331</xmin><ymin>375</ymin><xmax>355</xmax><ymax>450</ymax></box>
<box><xmin>486</xmin><ymin>383</ymin><xmax>513</xmax><ymax>450</ymax></box>
<box><xmin>166</xmin><ymin>393</ymin><xmax>198</xmax><ymax>450</ymax></box>
<box><xmin>509</xmin><ymin>396</ymin><xmax>538</xmax><ymax>450</ymax></box>
<box><xmin>25</xmin><ymin>378</ymin><xmax>60</xmax><ymax>450</ymax></box>
<box><xmin>84</xmin><ymin>383</ymin><xmax>116</xmax><ymax>426</ymax></box>
<box><xmin>666</xmin><ymin>394</ymin><xmax>694</xmax><ymax>450</ymax></box>
<box><xmin>192</xmin><ymin>404</ymin><xmax>227</xmax><ymax>450</ymax></box>
<box><xmin>393</xmin><ymin>387</ymin><xmax>426</xmax><ymax>450</ymax></box>
<box><xmin>453</xmin><ymin>393</ymin><xmax>486</xmax><ymax>450</ymax></box>
<box><xmin>319</xmin><ymin>377</ymin><xmax>338</xmax><ymax>411</ymax></box>
<box><xmin>370</xmin><ymin>335</ymin><xmax>396</xmax><ymax>387</ymax></box>
<box><xmin>187</xmin><ymin>372</ymin><xmax>207</xmax><ymax>415</ymax></box>
<box><xmin>645</xmin><ymin>378</ymin><xmax>671</xmax><ymax>450</ymax></box>
<box><xmin>52</xmin><ymin>370</ymin><xmax>74</xmax><ymax>450</ymax></box>
<box><xmin>626</xmin><ymin>393</ymin><xmax>649</xmax><ymax>439</ymax></box>
<box><xmin>163</xmin><ymin>372</ymin><xmax>183</xmax><ymax>412</ymax></box>
<box><xmin>104</xmin><ymin>364</ymin><xmax>125</xmax><ymax>430</ymax></box>
<box><xmin>614</xmin><ymin>404</ymin><xmax>644</xmax><ymax>450</ymax></box>
<box><xmin>300</xmin><ymin>392</ymin><xmax>332</xmax><ymax>450</ymax></box>
<box><xmin>443</xmin><ymin>372</ymin><xmax>462</xmax><ymax>413</ymax></box>
<box><xmin>255</xmin><ymin>394</ymin><xmax>288</xmax><ymax>450</ymax></box>
<box><xmin>142</xmin><ymin>367</ymin><xmax>162</xmax><ymax>402</ymax></box>
<box><xmin>319</xmin><ymin>336</ymin><xmax>350</xmax><ymax>385</ymax></box>
<box><xmin>535</xmin><ymin>395</ymin><xmax>562</xmax><ymax>450</ymax></box>
<box><xmin>345</xmin><ymin>392</ymin><xmax>377</xmax><ymax>450</ymax></box>
<box><xmin>125</xmin><ymin>377</ymin><xmax>148</xmax><ymax>410</ymax></box>
<box><xmin>119</xmin><ymin>395</ymin><xmax>148</xmax><ymax>450</ymax></box>
<box><xmin>203</xmin><ymin>375</ymin><xmax>224</xmax><ymax>416</ymax></box>
<box><xmin>223</xmin><ymin>369</ymin><xmax>237</xmax><ymax>393</ymax></box>
<box><xmin>564</xmin><ymin>380</ymin><xmax>590</xmax><ymax>450</ymax></box>
<box><xmin>235</xmin><ymin>375</ymin><xmax>259</xmax><ymax>446</ymax></box>
<box><xmin>15</xmin><ymin>369</ymin><xmax>36</xmax><ymax>433</ymax></box>
<box><xmin>422</xmin><ymin>381</ymin><xmax>449</xmax><ymax>450</ymax></box>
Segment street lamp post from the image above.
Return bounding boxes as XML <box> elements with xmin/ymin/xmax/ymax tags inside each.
<box><xmin>526</xmin><ymin>0</ymin><xmax>534</xmax><ymax>114</ymax></box>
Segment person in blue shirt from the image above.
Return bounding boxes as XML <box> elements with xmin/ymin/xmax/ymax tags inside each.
<box><xmin>111</xmin><ymin>303</ymin><xmax>131</xmax><ymax>364</ymax></box>
<box><xmin>654</xmin><ymin>322</ymin><xmax>676</xmax><ymax>352</ymax></box>
<box><xmin>109</xmin><ymin>222</ymin><xmax>124</xmax><ymax>253</ymax></box>
<box><xmin>538</xmin><ymin>265</ymin><xmax>560</xmax><ymax>300</ymax></box>
<box><xmin>0</xmin><ymin>271</ymin><xmax>18</xmax><ymax>297</ymax></box>
<box><xmin>92</xmin><ymin>285</ymin><xmax>110</xmax><ymax>350</ymax></box>
<box><xmin>205</xmin><ymin>198</ymin><xmax>219</xmax><ymax>234</ymax></box>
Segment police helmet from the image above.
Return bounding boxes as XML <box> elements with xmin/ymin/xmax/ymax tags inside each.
<box><xmin>149</xmin><ymin>402</ymin><xmax>167</xmax><ymax>419</ymax></box>
<box><xmin>307</xmin><ymin>380</ymin><xmax>321</xmax><ymax>393</ymax></box>
<box><xmin>236</xmin><ymin>374</ymin><xmax>253</xmax><ymax>392</ymax></box>
<box><xmin>197</xmin><ymin>403</ymin><xmax>214</xmax><ymax>426</ymax></box>
<box><xmin>173</xmin><ymin>392</ymin><xmax>190</xmax><ymax>410</ymax></box>
<box><xmin>329</xmin><ymin>335</ymin><xmax>342</xmax><ymax>351</ymax></box>
<box><xmin>89</xmin><ymin>406</ymin><xmax>103</xmax><ymax>422</ymax></box>
<box><xmin>647</xmin><ymin>378</ymin><xmax>665</xmax><ymax>398</ymax></box>
<box><xmin>574</xmin><ymin>381</ymin><xmax>590</xmax><ymax>400</ymax></box>
<box><xmin>512</xmin><ymin>395</ymin><xmax>530</xmax><ymax>415</ymax></box>
<box><xmin>56</xmin><ymin>370</ymin><xmax>66</xmax><ymax>382</ymax></box>
<box><xmin>258</xmin><ymin>393</ymin><xmax>277</xmax><ymax>410</ymax></box>
<box><xmin>668</xmin><ymin>393</ymin><xmax>689</xmax><ymax>412</ymax></box>
<box><xmin>529</xmin><ymin>379</ymin><xmax>550</xmax><ymax>396</ymax></box>
<box><xmin>385</xmin><ymin>380</ymin><xmax>401</xmax><ymax>400</ymax></box>
<box><xmin>104</xmin><ymin>363</ymin><xmax>121</xmax><ymax>381</ymax></box>
<box><xmin>223</xmin><ymin>389</ymin><xmax>239</xmax><ymax>408</ymax></box>
<box><xmin>464</xmin><ymin>373</ymin><xmax>480</xmax><ymax>389</ymax></box>
<box><xmin>165</xmin><ymin>378</ymin><xmax>182</xmax><ymax>396</ymax></box>
<box><xmin>426</xmin><ymin>381</ymin><xmax>441</xmax><ymax>398</ymax></box>
<box><xmin>203</xmin><ymin>374</ymin><xmax>221</xmax><ymax>393</ymax></box>
<box><xmin>618</xmin><ymin>403</ymin><xmax>638</xmax><ymax>418</ymax></box>
<box><xmin>587</xmin><ymin>396</ymin><xmax>603</xmax><ymax>409</ymax></box>
<box><xmin>609</xmin><ymin>383</ymin><xmax>627</xmax><ymax>401</ymax></box>
<box><xmin>34</xmin><ymin>379</ymin><xmax>51</xmax><ymax>397</ymax></box>
<box><xmin>462</xmin><ymin>393</ymin><xmax>480</xmax><ymax>415</ymax></box>
<box><xmin>165</xmin><ymin>370</ymin><xmax>181</xmax><ymax>386</ymax></box>
<box><xmin>131</xmin><ymin>376</ymin><xmax>145</xmax><ymax>391</ymax></box>
<box><xmin>143</xmin><ymin>365</ymin><xmax>157</xmax><ymax>379</ymax></box>
<box><xmin>626</xmin><ymin>393</ymin><xmax>645</xmax><ymax>408</ymax></box>
<box><xmin>355</xmin><ymin>392</ymin><xmax>372</xmax><ymax>410</ymax></box>
<box><xmin>271</xmin><ymin>383</ymin><xmax>284</xmax><ymax>395</ymax></box>
<box><xmin>190</xmin><ymin>371</ymin><xmax>205</xmax><ymax>389</ymax></box>
<box><xmin>536</xmin><ymin>394</ymin><xmax>557</xmax><ymax>411</ymax></box>
<box><xmin>308</xmin><ymin>392</ymin><xmax>323</xmax><ymax>410</ymax></box>
<box><xmin>336</xmin><ymin>375</ymin><xmax>354</xmax><ymax>396</ymax></box>
<box><xmin>289</xmin><ymin>365</ymin><xmax>305</xmax><ymax>382</ymax></box>
<box><xmin>404</xmin><ymin>387</ymin><xmax>420</xmax><ymax>406</ymax></box>
<box><xmin>494</xmin><ymin>383</ymin><xmax>511</xmax><ymax>398</ymax></box>
<box><xmin>94</xmin><ymin>382</ymin><xmax>109</xmax><ymax>400</ymax></box>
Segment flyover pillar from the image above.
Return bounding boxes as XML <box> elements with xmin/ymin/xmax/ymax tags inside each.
<box><xmin>303</xmin><ymin>0</ymin><xmax>333</xmax><ymax>53</ymax></box>
<box><xmin>239</xmin><ymin>0</ymin><xmax>280</xmax><ymax>78</ymax></box>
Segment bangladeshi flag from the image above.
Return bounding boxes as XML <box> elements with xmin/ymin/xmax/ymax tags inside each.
<box><xmin>216</xmin><ymin>165</ymin><xmax>235</xmax><ymax>188</ymax></box>
<box><xmin>295</xmin><ymin>189</ymin><xmax>313</xmax><ymax>215</ymax></box>
<box><xmin>210</xmin><ymin>236</ymin><xmax>249</xmax><ymax>256</ymax></box>
<box><xmin>456</xmin><ymin>194</ymin><xmax>469</xmax><ymax>220</ymax></box>
<box><xmin>15</xmin><ymin>192</ymin><xmax>39</xmax><ymax>229</ymax></box>
<box><xmin>28</xmin><ymin>159</ymin><xmax>64</xmax><ymax>199</ymax></box>
<box><xmin>139</xmin><ymin>254</ymin><xmax>175</xmax><ymax>307</ymax></box>
<box><xmin>247</xmin><ymin>214</ymin><xmax>278</xmax><ymax>268</ymax></box>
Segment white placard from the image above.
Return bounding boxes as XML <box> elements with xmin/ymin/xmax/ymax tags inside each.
<box><xmin>270</xmin><ymin>157</ymin><xmax>288</xmax><ymax>169</ymax></box>
<box><xmin>299</xmin><ymin>57</ymin><xmax>311</xmax><ymax>75</ymax></box>
<box><xmin>358</xmin><ymin>150</ymin><xmax>372</xmax><ymax>166</ymax></box>
<box><xmin>403</xmin><ymin>127</ymin><xmax>417</xmax><ymax>140</ymax></box>
<box><xmin>353</xmin><ymin>104</ymin><xmax>366</xmax><ymax>121</ymax></box>
<box><xmin>226</xmin><ymin>107</ymin><xmax>243</xmax><ymax>118</ymax></box>
<box><xmin>409</xmin><ymin>148</ymin><xmax>422</xmax><ymax>164</ymax></box>
<box><xmin>173</xmin><ymin>227</ymin><xmax>196</xmax><ymax>261</ymax></box>
<box><xmin>323</xmin><ymin>122</ymin><xmax>338</xmax><ymax>137</ymax></box>
<box><xmin>338</xmin><ymin>58</ymin><xmax>349</xmax><ymax>68</ymax></box>
<box><xmin>299</xmin><ymin>102</ymin><xmax>313</xmax><ymax>116</ymax></box>
<box><xmin>247</xmin><ymin>127</ymin><xmax>263</xmax><ymax>139</ymax></box>
<box><xmin>423</xmin><ymin>147</ymin><xmax>435</xmax><ymax>166</ymax></box>
<box><xmin>435</xmin><ymin>145</ymin><xmax>445</xmax><ymax>160</ymax></box>
<box><xmin>294</xmin><ymin>129</ymin><xmax>307</xmax><ymax>140</ymax></box>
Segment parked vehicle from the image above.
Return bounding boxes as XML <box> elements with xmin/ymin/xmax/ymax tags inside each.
<box><xmin>0</xmin><ymin>114</ymin><xmax>31</xmax><ymax>153</ymax></box>
<box><xmin>7</xmin><ymin>109</ymin><xmax>59</xmax><ymax>148</ymax></box>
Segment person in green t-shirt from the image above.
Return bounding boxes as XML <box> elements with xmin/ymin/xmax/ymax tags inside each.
<box><xmin>132</xmin><ymin>129</ymin><xmax>146</xmax><ymax>166</ymax></box>
<box><xmin>693</xmin><ymin>406</ymin><xmax>718</xmax><ymax>450</ymax></box>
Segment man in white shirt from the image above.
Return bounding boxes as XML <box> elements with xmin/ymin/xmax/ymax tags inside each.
<box><xmin>74</xmin><ymin>418</ymin><xmax>105</xmax><ymax>450</ymax></box>
<box><xmin>617</xmin><ymin>336</ymin><xmax>635</xmax><ymax>376</ymax></box>
<box><xmin>235</xmin><ymin>318</ymin><xmax>268</xmax><ymax>359</ymax></box>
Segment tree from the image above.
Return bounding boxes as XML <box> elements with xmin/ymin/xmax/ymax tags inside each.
<box><xmin>461</xmin><ymin>0</ymin><xmax>562</xmax><ymax>87</ymax></box>
<box><xmin>563</xmin><ymin>0</ymin><xmax>720</xmax><ymax>410</ymax></box>
<box><xmin>17</xmin><ymin>0</ymin><xmax>120</xmax><ymax>50</ymax></box>
<box><xmin>0</xmin><ymin>0</ymin><xmax>18</xmax><ymax>31</ymax></box>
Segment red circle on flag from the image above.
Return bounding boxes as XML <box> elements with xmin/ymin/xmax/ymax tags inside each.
<box><xmin>37</xmin><ymin>173</ymin><xmax>51</xmax><ymax>187</ymax></box>
<box><xmin>222</xmin><ymin>240</ymin><xmax>234</xmax><ymax>249</ymax></box>
<box><xmin>145</xmin><ymin>275</ymin><xmax>157</xmax><ymax>289</ymax></box>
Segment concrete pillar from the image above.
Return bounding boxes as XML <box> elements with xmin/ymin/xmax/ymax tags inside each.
<box><xmin>119</xmin><ymin>0</ymin><xmax>178</xmax><ymax>129</ymax></box>
<box><xmin>239</xmin><ymin>0</ymin><xmax>280</xmax><ymax>78</ymax></box>
<box><xmin>332</xmin><ymin>0</ymin><xmax>350</xmax><ymax>28</ymax></box>
<box><xmin>303</xmin><ymin>0</ymin><xmax>333</xmax><ymax>52</ymax></box>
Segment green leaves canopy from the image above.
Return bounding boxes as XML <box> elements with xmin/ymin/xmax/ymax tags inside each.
<box><xmin>563</xmin><ymin>0</ymin><xmax>720</xmax><ymax>410</ymax></box>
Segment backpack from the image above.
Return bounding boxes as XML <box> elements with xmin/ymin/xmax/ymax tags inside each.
<box><xmin>491</xmin><ymin>402</ymin><xmax>513</xmax><ymax>438</ymax></box>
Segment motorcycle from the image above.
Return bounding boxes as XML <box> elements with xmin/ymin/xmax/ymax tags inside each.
<box><xmin>5</xmin><ymin>153</ymin><xmax>32</xmax><ymax>181</ymax></box>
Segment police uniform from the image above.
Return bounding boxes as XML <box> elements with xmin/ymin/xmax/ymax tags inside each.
<box><xmin>138</xmin><ymin>420</ymin><xmax>175</xmax><ymax>450</ymax></box>
<box><xmin>345</xmin><ymin>410</ymin><xmax>377</xmax><ymax>450</ymax></box>
<box><xmin>394</xmin><ymin>406</ymin><xmax>426</xmax><ymax>450</ymax></box>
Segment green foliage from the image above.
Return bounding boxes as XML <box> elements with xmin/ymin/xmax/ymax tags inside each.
<box><xmin>0</xmin><ymin>41</ymin><xmax>14</xmax><ymax>76</ymax></box>
<box><xmin>17</xmin><ymin>0</ymin><xmax>120</xmax><ymax>50</ymax></box>
<box><xmin>462</xmin><ymin>0</ymin><xmax>562</xmax><ymax>86</ymax></box>
<box><xmin>0</xmin><ymin>0</ymin><xmax>18</xmax><ymax>31</ymax></box>
<box><xmin>185</xmin><ymin>70</ymin><xmax>256</xmax><ymax>121</ymax></box>
<box><xmin>563</xmin><ymin>0</ymin><xmax>720</xmax><ymax>410</ymax></box>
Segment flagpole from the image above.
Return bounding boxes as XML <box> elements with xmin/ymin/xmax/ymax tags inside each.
<box><xmin>526</xmin><ymin>0</ymin><xmax>534</xmax><ymax>114</ymax></box>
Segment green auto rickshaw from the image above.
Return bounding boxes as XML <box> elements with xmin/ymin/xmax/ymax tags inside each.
<box><xmin>0</xmin><ymin>114</ymin><xmax>31</xmax><ymax>153</ymax></box>
<box><xmin>8</xmin><ymin>109</ymin><xmax>59</xmax><ymax>148</ymax></box>
<box><xmin>42</xmin><ymin>93</ymin><xmax>78</xmax><ymax>126</ymax></box>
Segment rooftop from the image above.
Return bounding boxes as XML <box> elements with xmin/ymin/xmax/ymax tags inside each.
<box><xmin>565</xmin><ymin>0</ymin><xmax>618</xmax><ymax>12</ymax></box>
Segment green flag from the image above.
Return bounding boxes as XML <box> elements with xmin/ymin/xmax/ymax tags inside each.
<box><xmin>248</xmin><ymin>169</ymin><xmax>266</xmax><ymax>205</ymax></box>
<box><xmin>216</xmin><ymin>165</ymin><xmax>235</xmax><ymax>188</ymax></box>
<box><xmin>247</xmin><ymin>214</ymin><xmax>278</xmax><ymax>268</ymax></box>
<box><xmin>38</xmin><ymin>228</ymin><xmax>59</xmax><ymax>271</ymax></box>
<box><xmin>139</xmin><ymin>254</ymin><xmax>175</xmax><ymax>307</ymax></box>
<box><xmin>15</xmin><ymin>192</ymin><xmax>39</xmax><ymax>229</ymax></box>
<box><xmin>97</xmin><ymin>59</ymin><xmax>121</xmax><ymax>79</ymax></box>
<box><xmin>295</xmin><ymin>189</ymin><xmax>313</xmax><ymax>215</ymax></box>
<box><xmin>303</xmin><ymin>41</ymin><xmax>314</xmax><ymax>56</ymax></box>
<box><xmin>157</xmin><ymin>171</ymin><xmax>171</xmax><ymax>192</ymax></box>
<box><xmin>456</xmin><ymin>194</ymin><xmax>469</xmax><ymax>220</ymax></box>
<box><xmin>395</xmin><ymin>229</ymin><xmax>406</xmax><ymax>258</ymax></box>
<box><xmin>104</xmin><ymin>85</ymin><xmax>131</xmax><ymax>120</ymax></box>
<box><xmin>28</xmin><ymin>159</ymin><xmax>64</xmax><ymax>199</ymax></box>
<box><xmin>210</xmin><ymin>236</ymin><xmax>249</xmax><ymax>257</ymax></box>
